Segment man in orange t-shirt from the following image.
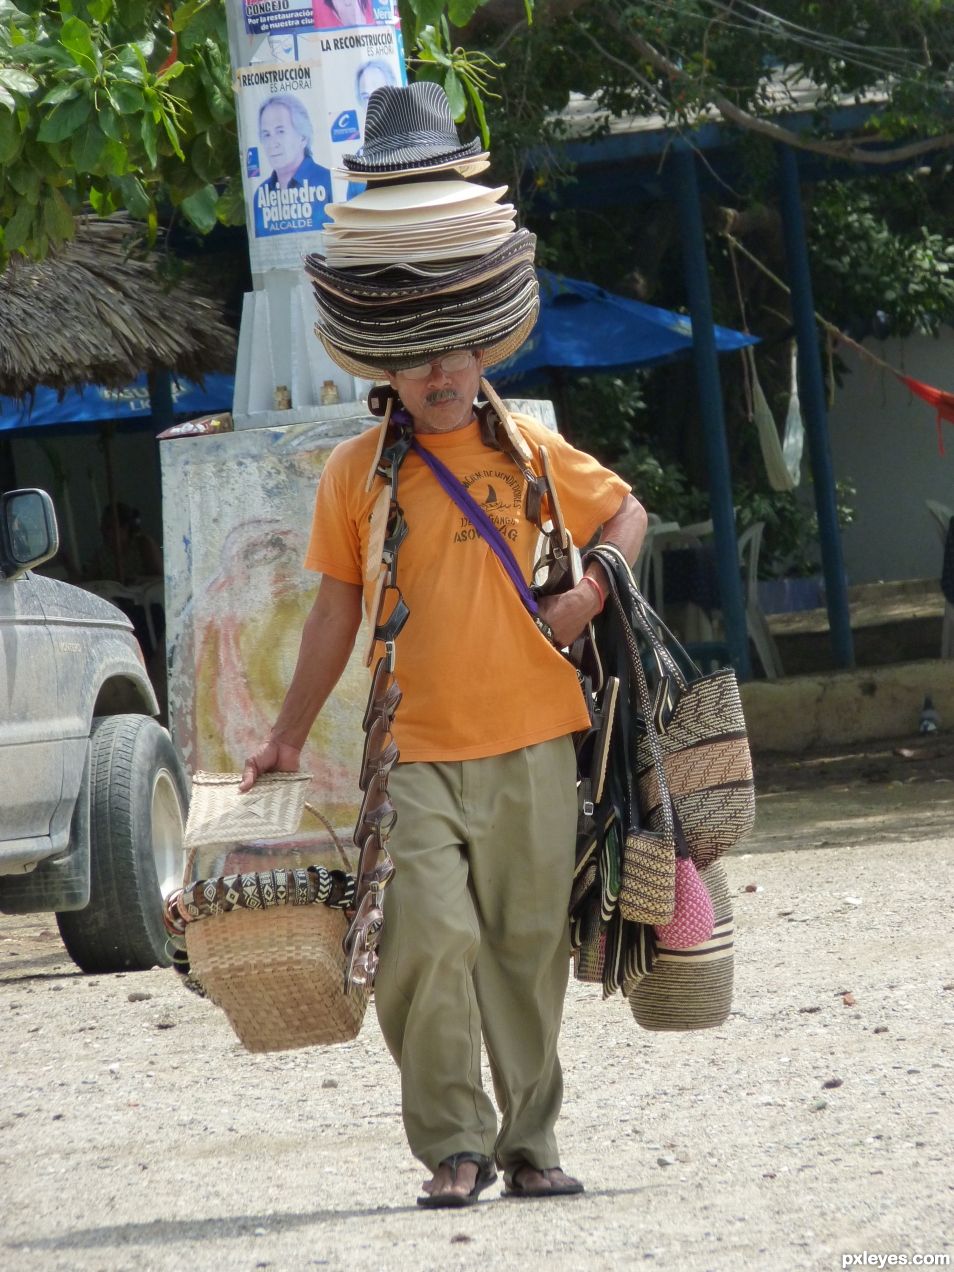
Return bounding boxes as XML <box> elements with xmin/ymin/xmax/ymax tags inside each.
<box><xmin>241</xmin><ymin>348</ymin><xmax>646</xmax><ymax>1205</ymax></box>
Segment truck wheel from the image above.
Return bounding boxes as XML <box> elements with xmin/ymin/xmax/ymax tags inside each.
<box><xmin>57</xmin><ymin>715</ymin><xmax>188</xmax><ymax>973</ymax></box>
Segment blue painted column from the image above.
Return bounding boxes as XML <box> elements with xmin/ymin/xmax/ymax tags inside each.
<box><xmin>671</xmin><ymin>146</ymin><xmax>751</xmax><ymax>679</ymax></box>
<box><xmin>777</xmin><ymin>144</ymin><xmax>854</xmax><ymax>669</ymax></box>
<box><xmin>148</xmin><ymin>369</ymin><xmax>174</xmax><ymax>434</ymax></box>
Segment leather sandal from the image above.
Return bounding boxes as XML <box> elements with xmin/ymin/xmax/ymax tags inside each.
<box><xmin>416</xmin><ymin>1152</ymin><xmax>498</xmax><ymax>1209</ymax></box>
<box><xmin>502</xmin><ymin>1164</ymin><xmax>585</xmax><ymax>1199</ymax></box>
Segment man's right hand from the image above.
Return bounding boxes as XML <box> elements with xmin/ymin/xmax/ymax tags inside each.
<box><xmin>239</xmin><ymin>740</ymin><xmax>303</xmax><ymax>792</ymax></box>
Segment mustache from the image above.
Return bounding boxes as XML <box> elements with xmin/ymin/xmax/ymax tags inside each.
<box><xmin>425</xmin><ymin>389</ymin><xmax>459</xmax><ymax>406</ymax></box>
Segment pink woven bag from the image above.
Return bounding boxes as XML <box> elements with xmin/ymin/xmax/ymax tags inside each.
<box><xmin>653</xmin><ymin>856</ymin><xmax>715</xmax><ymax>950</ymax></box>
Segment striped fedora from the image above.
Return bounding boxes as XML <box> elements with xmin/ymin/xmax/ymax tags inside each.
<box><xmin>343</xmin><ymin>81</ymin><xmax>483</xmax><ymax>173</ymax></box>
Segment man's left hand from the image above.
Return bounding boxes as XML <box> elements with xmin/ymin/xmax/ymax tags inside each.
<box><xmin>536</xmin><ymin>580</ymin><xmax>601</xmax><ymax>648</ymax></box>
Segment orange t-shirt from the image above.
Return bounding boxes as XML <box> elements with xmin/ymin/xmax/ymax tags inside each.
<box><xmin>304</xmin><ymin>413</ymin><xmax>631</xmax><ymax>762</ymax></box>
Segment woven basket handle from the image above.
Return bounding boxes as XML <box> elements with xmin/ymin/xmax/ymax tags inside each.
<box><xmin>586</xmin><ymin>543</ymin><xmax>691</xmax><ymax>691</ymax></box>
<box><xmin>591</xmin><ymin>554</ymin><xmax>677</xmax><ymax>851</ymax></box>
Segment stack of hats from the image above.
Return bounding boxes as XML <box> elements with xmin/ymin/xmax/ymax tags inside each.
<box><xmin>305</xmin><ymin>82</ymin><xmax>539</xmax><ymax>379</ymax></box>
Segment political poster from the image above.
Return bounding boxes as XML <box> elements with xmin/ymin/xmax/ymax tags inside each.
<box><xmin>311</xmin><ymin>0</ymin><xmax>397</xmax><ymax>30</ymax></box>
<box><xmin>237</xmin><ymin>24</ymin><xmax>405</xmax><ymax>271</ymax></box>
<box><xmin>299</xmin><ymin>23</ymin><xmax>404</xmax><ymax>192</ymax></box>
<box><xmin>243</xmin><ymin>0</ymin><xmax>316</xmax><ymax>36</ymax></box>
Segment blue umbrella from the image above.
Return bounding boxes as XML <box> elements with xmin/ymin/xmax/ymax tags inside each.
<box><xmin>489</xmin><ymin>269</ymin><xmax>757</xmax><ymax>387</ymax></box>
<box><xmin>0</xmin><ymin>372</ymin><xmax>234</xmax><ymax>433</ymax></box>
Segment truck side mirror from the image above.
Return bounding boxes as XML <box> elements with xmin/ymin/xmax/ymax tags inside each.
<box><xmin>0</xmin><ymin>489</ymin><xmax>59</xmax><ymax>578</ymax></box>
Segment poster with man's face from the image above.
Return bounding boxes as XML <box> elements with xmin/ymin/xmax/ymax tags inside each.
<box><xmin>237</xmin><ymin>24</ymin><xmax>405</xmax><ymax>272</ymax></box>
<box><xmin>238</xmin><ymin>63</ymin><xmax>331</xmax><ymax>270</ymax></box>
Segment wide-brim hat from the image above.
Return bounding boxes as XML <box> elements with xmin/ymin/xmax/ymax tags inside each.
<box><xmin>334</xmin><ymin>153</ymin><xmax>491</xmax><ymax>183</ymax></box>
<box><xmin>321</xmin><ymin>230</ymin><xmax>517</xmax><ymax>269</ymax></box>
<box><xmin>316</xmin><ymin>283</ymin><xmax>540</xmax><ymax>379</ymax></box>
<box><xmin>342</xmin><ymin>81</ymin><xmax>482</xmax><ymax>174</ymax></box>
<box><xmin>318</xmin><ymin>311</ymin><xmax>539</xmax><ymax>380</ymax></box>
<box><xmin>305</xmin><ymin>229</ymin><xmax>537</xmax><ymax>304</ymax></box>
<box><xmin>322</xmin><ymin>180</ymin><xmax>515</xmax><ymax>266</ymax></box>
<box><xmin>315</xmin><ymin>258</ymin><xmax>537</xmax><ymax>340</ymax></box>
<box><xmin>325</xmin><ymin>180</ymin><xmax>508</xmax><ymax>225</ymax></box>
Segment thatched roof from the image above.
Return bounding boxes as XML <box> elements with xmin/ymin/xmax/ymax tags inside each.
<box><xmin>0</xmin><ymin>216</ymin><xmax>237</xmax><ymax>399</ymax></box>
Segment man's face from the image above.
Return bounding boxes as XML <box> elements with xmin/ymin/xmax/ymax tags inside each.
<box><xmin>386</xmin><ymin>351</ymin><xmax>484</xmax><ymax>434</ymax></box>
<box><xmin>358</xmin><ymin>65</ymin><xmax>390</xmax><ymax>112</ymax></box>
<box><xmin>260</xmin><ymin>104</ymin><xmax>305</xmax><ymax>171</ymax></box>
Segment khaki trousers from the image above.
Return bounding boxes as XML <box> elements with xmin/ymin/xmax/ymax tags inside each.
<box><xmin>374</xmin><ymin>735</ymin><xmax>578</xmax><ymax>1173</ymax></box>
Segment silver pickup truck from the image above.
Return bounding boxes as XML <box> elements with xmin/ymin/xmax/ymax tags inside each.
<box><xmin>0</xmin><ymin>488</ymin><xmax>188</xmax><ymax>972</ymax></box>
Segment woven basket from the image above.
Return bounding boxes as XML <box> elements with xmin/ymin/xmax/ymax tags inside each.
<box><xmin>186</xmin><ymin>903</ymin><xmax>369</xmax><ymax>1052</ymax></box>
<box><xmin>183</xmin><ymin>823</ymin><xmax>369</xmax><ymax>1052</ymax></box>
<box><xmin>184</xmin><ymin>771</ymin><xmax>311</xmax><ymax>851</ymax></box>
<box><xmin>627</xmin><ymin>858</ymin><xmax>734</xmax><ymax>1032</ymax></box>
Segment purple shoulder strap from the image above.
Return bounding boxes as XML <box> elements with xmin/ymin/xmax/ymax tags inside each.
<box><xmin>411</xmin><ymin>439</ymin><xmax>539</xmax><ymax>618</ymax></box>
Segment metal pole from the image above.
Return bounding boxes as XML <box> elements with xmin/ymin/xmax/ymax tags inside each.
<box><xmin>671</xmin><ymin>146</ymin><xmax>751</xmax><ymax>679</ymax></box>
<box><xmin>776</xmin><ymin>144</ymin><xmax>854</xmax><ymax>669</ymax></box>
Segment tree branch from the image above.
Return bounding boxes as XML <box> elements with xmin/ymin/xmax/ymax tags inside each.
<box><xmin>572</xmin><ymin>22</ymin><xmax>679</xmax><ymax>115</ymax></box>
<box><xmin>467</xmin><ymin>0</ymin><xmax>594</xmax><ymax>36</ymax></box>
<box><xmin>603</xmin><ymin>11</ymin><xmax>954</xmax><ymax>167</ymax></box>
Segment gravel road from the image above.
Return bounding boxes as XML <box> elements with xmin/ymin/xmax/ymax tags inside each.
<box><xmin>2</xmin><ymin>751</ymin><xmax>953</xmax><ymax>1272</ymax></box>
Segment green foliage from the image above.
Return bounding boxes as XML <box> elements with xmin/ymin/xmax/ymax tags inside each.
<box><xmin>809</xmin><ymin>179</ymin><xmax>954</xmax><ymax>338</ymax></box>
<box><xmin>542</xmin><ymin>370</ymin><xmax>712</xmax><ymax>524</ymax></box>
<box><xmin>401</xmin><ymin>1</ymin><xmax>505</xmax><ymax>145</ymax></box>
<box><xmin>735</xmin><ymin>478</ymin><xmax>856</xmax><ymax>579</ymax></box>
<box><xmin>0</xmin><ymin>0</ymin><xmax>240</xmax><ymax>260</ymax></box>
<box><xmin>0</xmin><ymin>0</ymin><xmax>532</xmax><ymax>262</ymax></box>
<box><xmin>600</xmin><ymin>0</ymin><xmax>954</xmax><ymax>144</ymax></box>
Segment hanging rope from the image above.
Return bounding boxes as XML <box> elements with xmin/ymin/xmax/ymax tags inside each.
<box><xmin>723</xmin><ymin>231</ymin><xmax>954</xmax><ymax>456</ymax></box>
<box><xmin>728</xmin><ymin>236</ymin><xmax>804</xmax><ymax>491</ymax></box>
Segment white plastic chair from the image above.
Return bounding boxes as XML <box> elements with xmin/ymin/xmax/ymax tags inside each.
<box><xmin>737</xmin><ymin>521</ymin><xmax>783</xmax><ymax>679</ymax></box>
<box><xmin>925</xmin><ymin>499</ymin><xmax>952</xmax><ymax>537</ymax></box>
<box><xmin>668</xmin><ymin>518</ymin><xmax>781</xmax><ymax>678</ymax></box>
<box><xmin>636</xmin><ymin>516</ymin><xmax>681</xmax><ymax>605</ymax></box>
<box><xmin>925</xmin><ymin>499</ymin><xmax>954</xmax><ymax>659</ymax></box>
<box><xmin>132</xmin><ymin>578</ymin><xmax>166</xmax><ymax>654</ymax></box>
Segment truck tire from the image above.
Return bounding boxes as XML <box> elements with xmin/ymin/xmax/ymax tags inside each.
<box><xmin>57</xmin><ymin>714</ymin><xmax>188</xmax><ymax>973</ymax></box>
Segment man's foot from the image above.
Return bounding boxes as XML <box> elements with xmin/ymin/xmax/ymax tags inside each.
<box><xmin>502</xmin><ymin>1164</ymin><xmax>585</xmax><ymax>1199</ymax></box>
<box><xmin>417</xmin><ymin>1152</ymin><xmax>497</xmax><ymax>1209</ymax></box>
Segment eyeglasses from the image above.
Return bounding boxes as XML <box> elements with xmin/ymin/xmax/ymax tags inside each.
<box><xmin>394</xmin><ymin>351</ymin><xmax>476</xmax><ymax>381</ymax></box>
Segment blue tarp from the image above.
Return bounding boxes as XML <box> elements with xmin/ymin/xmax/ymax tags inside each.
<box><xmin>0</xmin><ymin>373</ymin><xmax>234</xmax><ymax>433</ymax></box>
<box><xmin>1</xmin><ymin>271</ymin><xmax>756</xmax><ymax>426</ymax></box>
<box><xmin>490</xmin><ymin>268</ymin><xmax>758</xmax><ymax>386</ymax></box>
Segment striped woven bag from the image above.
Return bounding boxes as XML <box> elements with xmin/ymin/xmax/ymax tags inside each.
<box><xmin>628</xmin><ymin>857</ymin><xmax>734</xmax><ymax>1031</ymax></box>
<box><xmin>587</xmin><ymin>545</ymin><xmax>755</xmax><ymax>870</ymax></box>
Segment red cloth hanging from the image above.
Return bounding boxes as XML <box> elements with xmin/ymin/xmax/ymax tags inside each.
<box><xmin>897</xmin><ymin>375</ymin><xmax>954</xmax><ymax>455</ymax></box>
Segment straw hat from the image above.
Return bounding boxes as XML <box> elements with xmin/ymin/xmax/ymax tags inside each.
<box><xmin>315</xmin><ymin>281</ymin><xmax>539</xmax><ymax>379</ymax></box>
<box><xmin>305</xmin><ymin>228</ymin><xmax>537</xmax><ymax>303</ymax></box>
<box><xmin>326</xmin><ymin>180</ymin><xmax>507</xmax><ymax>221</ymax></box>
<box><xmin>311</xmin><ymin>83</ymin><xmax>539</xmax><ymax>378</ymax></box>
